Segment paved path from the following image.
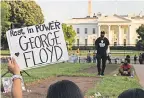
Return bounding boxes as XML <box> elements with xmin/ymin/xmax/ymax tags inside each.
<box><xmin>133</xmin><ymin>64</ymin><xmax>144</xmax><ymax>88</ymax></box>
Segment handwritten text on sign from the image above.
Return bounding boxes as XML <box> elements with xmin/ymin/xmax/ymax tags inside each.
<box><xmin>6</xmin><ymin>21</ymin><xmax>69</xmax><ymax>70</ymax></box>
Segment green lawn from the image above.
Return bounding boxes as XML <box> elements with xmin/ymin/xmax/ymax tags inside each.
<box><xmin>0</xmin><ymin>50</ymin><xmax>10</xmax><ymax>55</ymax></box>
<box><xmin>1</xmin><ymin>62</ymin><xmax>141</xmax><ymax>98</ymax></box>
<box><xmin>1</xmin><ymin>63</ymin><xmax>95</xmax><ymax>83</ymax></box>
<box><xmin>86</xmin><ymin>76</ymin><xmax>141</xmax><ymax>98</ymax></box>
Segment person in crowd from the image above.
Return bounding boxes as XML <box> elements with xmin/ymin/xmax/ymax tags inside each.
<box><xmin>134</xmin><ymin>55</ymin><xmax>137</xmax><ymax>64</ymax></box>
<box><xmin>72</xmin><ymin>54</ymin><xmax>78</xmax><ymax>63</ymax></box>
<box><xmin>115</xmin><ymin>58</ymin><xmax>119</xmax><ymax>64</ymax></box>
<box><xmin>125</xmin><ymin>55</ymin><xmax>130</xmax><ymax>63</ymax></box>
<box><xmin>76</xmin><ymin>48</ymin><xmax>80</xmax><ymax>55</ymax></box>
<box><xmin>7</xmin><ymin>58</ymin><xmax>22</xmax><ymax>98</ymax></box>
<box><xmin>93</xmin><ymin>52</ymin><xmax>96</xmax><ymax>63</ymax></box>
<box><xmin>107</xmin><ymin>53</ymin><xmax>112</xmax><ymax>64</ymax></box>
<box><xmin>118</xmin><ymin>88</ymin><xmax>144</xmax><ymax>98</ymax></box>
<box><xmin>8</xmin><ymin>58</ymin><xmax>84</xmax><ymax>98</ymax></box>
<box><xmin>87</xmin><ymin>50</ymin><xmax>91</xmax><ymax>63</ymax></box>
<box><xmin>139</xmin><ymin>53</ymin><xmax>143</xmax><ymax>64</ymax></box>
<box><xmin>95</xmin><ymin>31</ymin><xmax>110</xmax><ymax>76</ymax></box>
<box><xmin>118</xmin><ymin>59</ymin><xmax>132</xmax><ymax>76</ymax></box>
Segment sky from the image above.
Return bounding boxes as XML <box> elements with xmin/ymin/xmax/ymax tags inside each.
<box><xmin>35</xmin><ymin>0</ymin><xmax>144</xmax><ymax>22</ymax></box>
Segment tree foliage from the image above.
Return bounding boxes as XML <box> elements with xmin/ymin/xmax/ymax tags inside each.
<box><xmin>1</xmin><ymin>1</ymin><xmax>11</xmax><ymax>33</ymax></box>
<box><xmin>62</xmin><ymin>24</ymin><xmax>76</xmax><ymax>50</ymax></box>
<box><xmin>1</xmin><ymin>1</ymin><xmax>44</xmax><ymax>49</ymax></box>
<box><xmin>136</xmin><ymin>24</ymin><xmax>144</xmax><ymax>50</ymax></box>
<box><xmin>8</xmin><ymin>1</ymin><xmax>44</xmax><ymax>26</ymax></box>
<box><xmin>1</xmin><ymin>2</ymin><xmax>11</xmax><ymax>48</ymax></box>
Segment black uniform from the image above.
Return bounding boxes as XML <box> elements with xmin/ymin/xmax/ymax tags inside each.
<box><xmin>134</xmin><ymin>55</ymin><xmax>137</xmax><ymax>64</ymax></box>
<box><xmin>95</xmin><ymin>37</ymin><xmax>109</xmax><ymax>75</ymax></box>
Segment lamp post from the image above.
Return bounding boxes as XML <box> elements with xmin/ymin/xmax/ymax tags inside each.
<box><xmin>66</xmin><ymin>27</ymin><xmax>70</xmax><ymax>50</ymax></box>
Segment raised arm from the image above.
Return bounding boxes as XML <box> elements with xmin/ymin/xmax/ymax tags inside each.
<box><xmin>8</xmin><ymin>58</ymin><xmax>22</xmax><ymax>98</ymax></box>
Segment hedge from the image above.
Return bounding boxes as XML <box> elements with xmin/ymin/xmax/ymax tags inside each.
<box><xmin>72</xmin><ymin>46</ymin><xmax>140</xmax><ymax>50</ymax></box>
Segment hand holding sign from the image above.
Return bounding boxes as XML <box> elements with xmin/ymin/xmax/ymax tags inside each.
<box><xmin>6</xmin><ymin>21</ymin><xmax>69</xmax><ymax>70</ymax></box>
<box><xmin>8</xmin><ymin>58</ymin><xmax>20</xmax><ymax>75</ymax></box>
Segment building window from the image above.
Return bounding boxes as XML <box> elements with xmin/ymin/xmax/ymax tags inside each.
<box><xmin>77</xmin><ymin>39</ymin><xmax>79</xmax><ymax>46</ymax></box>
<box><xmin>124</xmin><ymin>39</ymin><xmax>126</xmax><ymax>46</ymax></box>
<box><xmin>85</xmin><ymin>28</ymin><xmax>87</xmax><ymax>34</ymax></box>
<box><xmin>85</xmin><ymin>39</ymin><xmax>87</xmax><ymax>46</ymax></box>
<box><xmin>93</xmin><ymin>28</ymin><xmax>95</xmax><ymax>34</ymax></box>
<box><xmin>93</xmin><ymin>39</ymin><xmax>95</xmax><ymax>45</ymax></box>
<box><xmin>77</xmin><ymin>28</ymin><xmax>79</xmax><ymax>34</ymax></box>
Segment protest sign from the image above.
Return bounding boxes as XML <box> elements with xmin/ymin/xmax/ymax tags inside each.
<box><xmin>6</xmin><ymin>21</ymin><xmax>69</xmax><ymax>70</ymax></box>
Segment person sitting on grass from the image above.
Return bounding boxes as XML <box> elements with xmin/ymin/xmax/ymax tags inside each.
<box><xmin>118</xmin><ymin>59</ymin><xmax>132</xmax><ymax>76</ymax></box>
<box><xmin>8</xmin><ymin>58</ymin><xmax>84</xmax><ymax>98</ymax></box>
<box><xmin>118</xmin><ymin>88</ymin><xmax>144</xmax><ymax>98</ymax></box>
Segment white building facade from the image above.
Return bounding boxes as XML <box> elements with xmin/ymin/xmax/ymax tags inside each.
<box><xmin>64</xmin><ymin>14</ymin><xmax>144</xmax><ymax>46</ymax></box>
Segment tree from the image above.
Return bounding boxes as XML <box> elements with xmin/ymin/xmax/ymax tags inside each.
<box><xmin>136</xmin><ymin>24</ymin><xmax>144</xmax><ymax>50</ymax></box>
<box><xmin>8</xmin><ymin>1</ymin><xmax>44</xmax><ymax>26</ymax></box>
<box><xmin>1</xmin><ymin>2</ymin><xmax>11</xmax><ymax>49</ymax></box>
<box><xmin>1</xmin><ymin>1</ymin><xmax>44</xmax><ymax>49</ymax></box>
<box><xmin>62</xmin><ymin>24</ymin><xmax>76</xmax><ymax>50</ymax></box>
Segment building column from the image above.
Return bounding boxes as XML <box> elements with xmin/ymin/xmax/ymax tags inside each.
<box><xmin>127</xmin><ymin>25</ymin><xmax>131</xmax><ymax>45</ymax></box>
<box><xmin>108</xmin><ymin>25</ymin><xmax>111</xmax><ymax>43</ymax></box>
<box><xmin>118</xmin><ymin>25</ymin><xmax>122</xmax><ymax>46</ymax></box>
<box><xmin>97</xmin><ymin>25</ymin><xmax>101</xmax><ymax>38</ymax></box>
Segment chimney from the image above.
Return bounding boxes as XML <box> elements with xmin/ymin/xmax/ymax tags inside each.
<box><xmin>88</xmin><ymin>0</ymin><xmax>92</xmax><ymax>17</ymax></box>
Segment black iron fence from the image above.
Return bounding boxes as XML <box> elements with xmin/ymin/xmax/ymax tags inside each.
<box><xmin>68</xmin><ymin>44</ymin><xmax>144</xmax><ymax>51</ymax></box>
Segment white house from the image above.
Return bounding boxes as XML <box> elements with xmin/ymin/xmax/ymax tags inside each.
<box><xmin>64</xmin><ymin>0</ymin><xmax>144</xmax><ymax>46</ymax></box>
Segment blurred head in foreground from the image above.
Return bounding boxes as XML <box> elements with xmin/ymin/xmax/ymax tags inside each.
<box><xmin>118</xmin><ymin>88</ymin><xmax>144</xmax><ymax>98</ymax></box>
<box><xmin>47</xmin><ymin>80</ymin><xmax>83</xmax><ymax>98</ymax></box>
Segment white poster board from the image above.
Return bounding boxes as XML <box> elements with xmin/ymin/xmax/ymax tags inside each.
<box><xmin>6</xmin><ymin>21</ymin><xmax>69</xmax><ymax>70</ymax></box>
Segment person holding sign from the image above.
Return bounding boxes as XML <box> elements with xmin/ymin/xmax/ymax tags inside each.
<box><xmin>8</xmin><ymin>58</ymin><xmax>22</xmax><ymax>98</ymax></box>
<box><xmin>95</xmin><ymin>31</ymin><xmax>110</xmax><ymax>76</ymax></box>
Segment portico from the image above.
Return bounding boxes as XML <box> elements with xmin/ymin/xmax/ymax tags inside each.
<box><xmin>98</xmin><ymin>24</ymin><xmax>131</xmax><ymax>46</ymax></box>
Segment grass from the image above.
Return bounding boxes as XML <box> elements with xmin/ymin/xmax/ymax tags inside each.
<box><xmin>1</xmin><ymin>62</ymin><xmax>141</xmax><ymax>98</ymax></box>
<box><xmin>1</xmin><ymin>62</ymin><xmax>95</xmax><ymax>83</ymax></box>
<box><xmin>0</xmin><ymin>50</ymin><xmax>10</xmax><ymax>55</ymax></box>
<box><xmin>86</xmin><ymin>76</ymin><xmax>141</xmax><ymax>98</ymax></box>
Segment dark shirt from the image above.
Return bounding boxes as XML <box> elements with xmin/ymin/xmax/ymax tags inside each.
<box><xmin>134</xmin><ymin>56</ymin><xmax>137</xmax><ymax>60</ymax></box>
<box><xmin>142</xmin><ymin>53</ymin><xmax>144</xmax><ymax>59</ymax></box>
<box><xmin>95</xmin><ymin>37</ymin><xmax>110</xmax><ymax>55</ymax></box>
